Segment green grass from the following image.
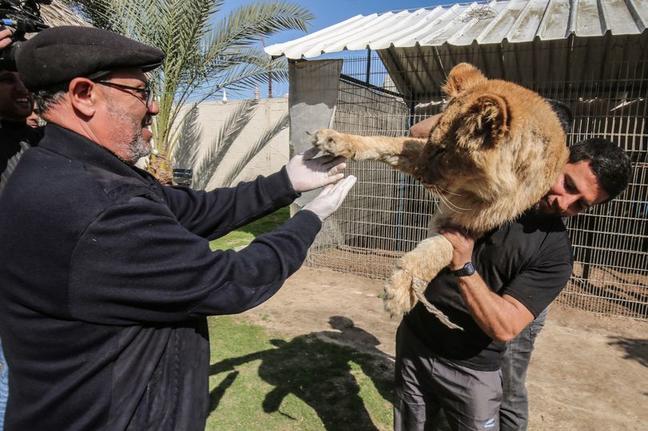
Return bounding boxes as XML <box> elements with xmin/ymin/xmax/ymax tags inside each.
<box><xmin>205</xmin><ymin>207</ymin><xmax>394</xmax><ymax>429</ymax></box>
<box><xmin>210</xmin><ymin>207</ymin><xmax>291</xmax><ymax>251</ymax></box>
<box><xmin>206</xmin><ymin>317</ymin><xmax>394</xmax><ymax>431</ymax></box>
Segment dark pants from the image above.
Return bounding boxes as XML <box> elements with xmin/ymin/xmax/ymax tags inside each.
<box><xmin>394</xmin><ymin>323</ymin><xmax>502</xmax><ymax>431</ymax></box>
<box><xmin>499</xmin><ymin>308</ymin><xmax>548</xmax><ymax>431</ymax></box>
<box><xmin>403</xmin><ymin>309</ymin><xmax>549</xmax><ymax>431</ymax></box>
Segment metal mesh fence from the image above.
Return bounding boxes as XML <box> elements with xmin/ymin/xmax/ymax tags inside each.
<box><xmin>303</xmin><ymin>45</ymin><xmax>647</xmax><ymax>320</ymax></box>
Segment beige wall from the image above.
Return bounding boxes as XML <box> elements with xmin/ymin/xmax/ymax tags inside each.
<box><xmin>191</xmin><ymin>98</ymin><xmax>289</xmax><ymax>189</ymax></box>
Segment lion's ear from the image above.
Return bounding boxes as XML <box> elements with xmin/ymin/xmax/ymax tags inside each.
<box><xmin>443</xmin><ymin>63</ymin><xmax>487</xmax><ymax>97</ymax></box>
<box><xmin>458</xmin><ymin>94</ymin><xmax>509</xmax><ymax>147</ymax></box>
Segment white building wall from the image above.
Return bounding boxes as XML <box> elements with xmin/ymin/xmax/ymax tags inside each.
<box><xmin>191</xmin><ymin>97</ymin><xmax>289</xmax><ymax>189</ymax></box>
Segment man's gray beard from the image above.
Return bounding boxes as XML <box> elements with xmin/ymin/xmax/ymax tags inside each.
<box><xmin>106</xmin><ymin>103</ymin><xmax>151</xmax><ymax>164</ymax></box>
<box><xmin>129</xmin><ymin>134</ymin><xmax>151</xmax><ymax>162</ymax></box>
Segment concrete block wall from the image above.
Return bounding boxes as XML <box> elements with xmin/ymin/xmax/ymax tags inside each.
<box><xmin>188</xmin><ymin>97</ymin><xmax>289</xmax><ymax>189</ymax></box>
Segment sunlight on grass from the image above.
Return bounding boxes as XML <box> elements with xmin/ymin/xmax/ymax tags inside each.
<box><xmin>209</xmin><ymin>231</ymin><xmax>255</xmax><ymax>251</ymax></box>
<box><xmin>352</xmin><ymin>361</ymin><xmax>394</xmax><ymax>427</ymax></box>
<box><xmin>206</xmin><ymin>317</ymin><xmax>394</xmax><ymax>431</ymax></box>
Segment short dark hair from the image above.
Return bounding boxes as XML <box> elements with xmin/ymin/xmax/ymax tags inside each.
<box><xmin>569</xmin><ymin>138</ymin><xmax>631</xmax><ymax>202</ymax></box>
<box><xmin>546</xmin><ymin>98</ymin><xmax>573</xmax><ymax>134</ymax></box>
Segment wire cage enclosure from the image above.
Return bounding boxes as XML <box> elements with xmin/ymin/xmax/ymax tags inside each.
<box><xmin>297</xmin><ymin>38</ymin><xmax>648</xmax><ymax>321</ymax></box>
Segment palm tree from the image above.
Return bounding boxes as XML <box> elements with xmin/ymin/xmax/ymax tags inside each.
<box><xmin>42</xmin><ymin>0</ymin><xmax>90</xmax><ymax>27</ymax></box>
<box><xmin>65</xmin><ymin>0</ymin><xmax>312</xmax><ymax>184</ymax></box>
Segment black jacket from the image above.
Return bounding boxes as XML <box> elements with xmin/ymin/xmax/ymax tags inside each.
<box><xmin>0</xmin><ymin>124</ymin><xmax>321</xmax><ymax>430</ymax></box>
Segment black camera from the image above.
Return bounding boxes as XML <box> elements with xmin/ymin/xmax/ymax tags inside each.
<box><xmin>0</xmin><ymin>0</ymin><xmax>51</xmax><ymax>70</ymax></box>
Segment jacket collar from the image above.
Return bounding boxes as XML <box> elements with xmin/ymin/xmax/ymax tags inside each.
<box><xmin>39</xmin><ymin>123</ymin><xmax>149</xmax><ymax>182</ymax></box>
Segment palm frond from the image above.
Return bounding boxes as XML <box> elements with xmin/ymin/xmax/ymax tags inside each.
<box><xmin>64</xmin><ymin>0</ymin><xmax>116</xmax><ymax>30</ymax></box>
<box><xmin>209</xmin><ymin>46</ymin><xmax>281</xmax><ymax>72</ymax></box>
<box><xmin>204</xmin><ymin>57</ymin><xmax>288</xmax><ymax>96</ymax></box>
<box><xmin>192</xmin><ymin>100</ymin><xmax>258</xmax><ymax>190</ymax></box>
<box><xmin>221</xmin><ymin>112</ymin><xmax>288</xmax><ymax>187</ymax></box>
<box><xmin>205</xmin><ymin>2</ymin><xmax>312</xmax><ymax>62</ymax></box>
<box><xmin>174</xmin><ymin>50</ymin><xmax>283</xmax><ymax>113</ymax></box>
<box><xmin>160</xmin><ymin>0</ymin><xmax>216</xmax><ymax>80</ymax></box>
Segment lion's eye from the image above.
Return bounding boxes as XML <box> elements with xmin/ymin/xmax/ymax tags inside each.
<box><xmin>430</xmin><ymin>146</ymin><xmax>446</xmax><ymax>159</ymax></box>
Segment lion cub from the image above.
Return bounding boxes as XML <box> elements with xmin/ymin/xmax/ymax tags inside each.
<box><xmin>312</xmin><ymin>63</ymin><xmax>568</xmax><ymax>329</ymax></box>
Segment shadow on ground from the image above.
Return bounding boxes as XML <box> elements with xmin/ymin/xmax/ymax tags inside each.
<box><xmin>607</xmin><ymin>336</ymin><xmax>648</xmax><ymax>367</ymax></box>
<box><xmin>209</xmin><ymin>316</ymin><xmax>394</xmax><ymax>430</ymax></box>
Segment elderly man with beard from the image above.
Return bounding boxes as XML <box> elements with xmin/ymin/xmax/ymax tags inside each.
<box><xmin>0</xmin><ymin>26</ymin><xmax>355</xmax><ymax>431</ymax></box>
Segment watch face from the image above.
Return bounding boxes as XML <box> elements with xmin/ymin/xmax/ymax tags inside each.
<box><xmin>454</xmin><ymin>262</ymin><xmax>475</xmax><ymax>277</ymax></box>
<box><xmin>464</xmin><ymin>262</ymin><xmax>476</xmax><ymax>275</ymax></box>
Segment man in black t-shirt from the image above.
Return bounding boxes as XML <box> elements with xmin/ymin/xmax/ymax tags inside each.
<box><xmin>395</xmin><ymin>130</ymin><xmax>632</xmax><ymax>429</ymax></box>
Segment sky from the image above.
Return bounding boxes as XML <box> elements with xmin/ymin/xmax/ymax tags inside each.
<box><xmin>216</xmin><ymin>0</ymin><xmax>451</xmax><ymax>99</ymax></box>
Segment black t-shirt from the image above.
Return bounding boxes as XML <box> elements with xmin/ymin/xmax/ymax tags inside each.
<box><xmin>403</xmin><ymin>211</ymin><xmax>573</xmax><ymax>371</ymax></box>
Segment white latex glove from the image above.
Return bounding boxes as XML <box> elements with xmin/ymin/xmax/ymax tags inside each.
<box><xmin>303</xmin><ymin>175</ymin><xmax>357</xmax><ymax>221</ymax></box>
<box><xmin>286</xmin><ymin>147</ymin><xmax>347</xmax><ymax>193</ymax></box>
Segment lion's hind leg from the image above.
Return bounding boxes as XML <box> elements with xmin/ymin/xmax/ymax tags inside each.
<box><xmin>384</xmin><ymin>234</ymin><xmax>463</xmax><ymax>330</ymax></box>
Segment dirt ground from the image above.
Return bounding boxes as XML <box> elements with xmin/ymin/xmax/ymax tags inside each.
<box><xmin>240</xmin><ymin>267</ymin><xmax>648</xmax><ymax>431</ymax></box>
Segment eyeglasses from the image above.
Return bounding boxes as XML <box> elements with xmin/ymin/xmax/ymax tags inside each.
<box><xmin>95</xmin><ymin>80</ymin><xmax>154</xmax><ymax>107</ymax></box>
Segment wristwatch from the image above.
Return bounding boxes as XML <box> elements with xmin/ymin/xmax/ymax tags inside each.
<box><xmin>451</xmin><ymin>262</ymin><xmax>476</xmax><ymax>277</ymax></box>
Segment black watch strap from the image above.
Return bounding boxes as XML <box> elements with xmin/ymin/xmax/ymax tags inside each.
<box><xmin>451</xmin><ymin>262</ymin><xmax>476</xmax><ymax>277</ymax></box>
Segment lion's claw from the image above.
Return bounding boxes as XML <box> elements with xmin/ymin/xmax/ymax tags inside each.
<box><xmin>384</xmin><ymin>268</ymin><xmax>418</xmax><ymax>318</ymax></box>
<box><xmin>383</xmin><ymin>267</ymin><xmax>463</xmax><ymax>330</ymax></box>
<box><xmin>311</xmin><ymin>129</ymin><xmax>355</xmax><ymax>158</ymax></box>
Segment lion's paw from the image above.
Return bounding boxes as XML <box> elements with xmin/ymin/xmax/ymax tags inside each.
<box><xmin>383</xmin><ymin>269</ymin><xmax>419</xmax><ymax>318</ymax></box>
<box><xmin>311</xmin><ymin>129</ymin><xmax>356</xmax><ymax>158</ymax></box>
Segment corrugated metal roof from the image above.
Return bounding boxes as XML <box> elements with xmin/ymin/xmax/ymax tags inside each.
<box><xmin>266</xmin><ymin>0</ymin><xmax>648</xmax><ymax>59</ymax></box>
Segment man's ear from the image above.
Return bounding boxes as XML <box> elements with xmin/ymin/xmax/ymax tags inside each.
<box><xmin>68</xmin><ymin>78</ymin><xmax>96</xmax><ymax>117</ymax></box>
<box><xmin>410</xmin><ymin>113</ymin><xmax>442</xmax><ymax>138</ymax></box>
<box><xmin>442</xmin><ymin>63</ymin><xmax>487</xmax><ymax>97</ymax></box>
<box><xmin>456</xmin><ymin>94</ymin><xmax>509</xmax><ymax>148</ymax></box>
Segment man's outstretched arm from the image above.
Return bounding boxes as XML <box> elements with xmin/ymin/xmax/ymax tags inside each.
<box><xmin>163</xmin><ymin>148</ymin><xmax>347</xmax><ymax>238</ymax></box>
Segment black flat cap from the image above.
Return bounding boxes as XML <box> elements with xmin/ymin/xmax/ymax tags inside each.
<box><xmin>16</xmin><ymin>26</ymin><xmax>165</xmax><ymax>91</ymax></box>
